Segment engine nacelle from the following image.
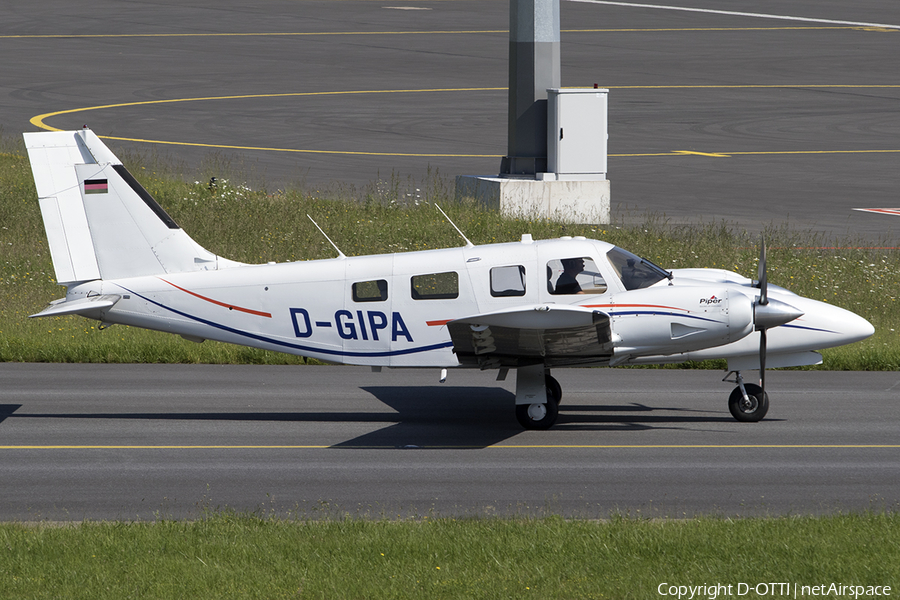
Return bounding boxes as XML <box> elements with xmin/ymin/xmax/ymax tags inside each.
<box><xmin>602</xmin><ymin>285</ymin><xmax>754</xmax><ymax>359</ymax></box>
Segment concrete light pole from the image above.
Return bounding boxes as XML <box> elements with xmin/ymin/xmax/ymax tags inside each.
<box><xmin>455</xmin><ymin>0</ymin><xmax>610</xmax><ymax>223</ymax></box>
<box><xmin>500</xmin><ymin>0</ymin><xmax>561</xmax><ymax>177</ymax></box>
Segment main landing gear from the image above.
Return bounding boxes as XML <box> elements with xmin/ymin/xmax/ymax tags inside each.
<box><xmin>514</xmin><ymin>365</ymin><xmax>561</xmax><ymax>430</ymax></box>
<box><xmin>724</xmin><ymin>371</ymin><xmax>769</xmax><ymax>422</ymax></box>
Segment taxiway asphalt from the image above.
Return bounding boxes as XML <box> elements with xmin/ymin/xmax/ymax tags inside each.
<box><xmin>1</xmin><ymin>364</ymin><xmax>898</xmax><ymax>520</ymax></box>
<box><xmin>3</xmin><ymin>0</ymin><xmax>900</xmax><ymax>239</ymax></box>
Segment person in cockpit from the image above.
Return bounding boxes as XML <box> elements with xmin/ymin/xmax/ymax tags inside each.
<box><xmin>554</xmin><ymin>257</ymin><xmax>585</xmax><ymax>294</ymax></box>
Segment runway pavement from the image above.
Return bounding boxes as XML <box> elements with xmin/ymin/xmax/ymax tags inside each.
<box><xmin>3</xmin><ymin>0</ymin><xmax>900</xmax><ymax>239</ymax></box>
<box><xmin>1</xmin><ymin>364</ymin><xmax>898</xmax><ymax>520</ymax></box>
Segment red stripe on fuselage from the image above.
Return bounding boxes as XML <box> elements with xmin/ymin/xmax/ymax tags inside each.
<box><xmin>581</xmin><ymin>303</ymin><xmax>690</xmax><ymax>312</ymax></box>
<box><xmin>427</xmin><ymin>304</ymin><xmax>690</xmax><ymax>326</ymax></box>
<box><xmin>159</xmin><ymin>278</ymin><xmax>272</xmax><ymax>318</ymax></box>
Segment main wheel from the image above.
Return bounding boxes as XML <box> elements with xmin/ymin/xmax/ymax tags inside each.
<box><xmin>545</xmin><ymin>374</ymin><xmax>562</xmax><ymax>405</ymax></box>
<box><xmin>515</xmin><ymin>384</ymin><xmax>560</xmax><ymax>430</ymax></box>
<box><xmin>728</xmin><ymin>383</ymin><xmax>769</xmax><ymax>422</ymax></box>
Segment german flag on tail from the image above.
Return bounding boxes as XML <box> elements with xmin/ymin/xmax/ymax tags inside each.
<box><xmin>84</xmin><ymin>178</ymin><xmax>108</xmax><ymax>194</ymax></box>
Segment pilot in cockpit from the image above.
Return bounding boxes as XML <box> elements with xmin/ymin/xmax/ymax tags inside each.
<box><xmin>554</xmin><ymin>257</ymin><xmax>585</xmax><ymax>294</ymax></box>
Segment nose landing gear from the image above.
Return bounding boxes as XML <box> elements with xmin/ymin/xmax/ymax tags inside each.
<box><xmin>724</xmin><ymin>371</ymin><xmax>769</xmax><ymax>422</ymax></box>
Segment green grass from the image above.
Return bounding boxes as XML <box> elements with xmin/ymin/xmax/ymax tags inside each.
<box><xmin>1</xmin><ymin>135</ymin><xmax>898</xmax><ymax>367</ymax></box>
<box><xmin>1</xmin><ymin>512</ymin><xmax>898</xmax><ymax>599</ymax></box>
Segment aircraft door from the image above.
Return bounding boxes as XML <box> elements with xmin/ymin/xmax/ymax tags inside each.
<box><xmin>461</xmin><ymin>243</ymin><xmax>539</xmax><ymax>313</ymax></box>
<box><xmin>388</xmin><ymin>248</ymin><xmax>480</xmax><ymax>367</ymax></box>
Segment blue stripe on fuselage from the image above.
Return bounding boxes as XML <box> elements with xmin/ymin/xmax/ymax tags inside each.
<box><xmin>608</xmin><ymin>310</ymin><xmax>723</xmax><ymax>323</ymax></box>
<box><xmin>116</xmin><ymin>285</ymin><xmax>453</xmax><ymax>358</ymax></box>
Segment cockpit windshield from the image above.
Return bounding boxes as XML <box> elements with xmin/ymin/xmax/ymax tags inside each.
<box><xmin>606</xmin><ymin>247</ymin><xmax>671</xmax><ymax>290</ymax></box>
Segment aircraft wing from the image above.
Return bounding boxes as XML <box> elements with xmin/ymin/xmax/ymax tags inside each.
<box><xmin>447</xmin><ymin>305</ymin><xmax>612</xmax><ymax>368</ymax></box>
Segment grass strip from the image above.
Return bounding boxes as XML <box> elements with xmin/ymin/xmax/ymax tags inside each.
<box><xmin>1</xmin><ymin>512</ymin><xmax>898</xmax><ymax>599</ymax></box>
<box><xmin>1</xmin><ymin>136</ymin><xmax>897</xmax><ymax>368</ymax></box>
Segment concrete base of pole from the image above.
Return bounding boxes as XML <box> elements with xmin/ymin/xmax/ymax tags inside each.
<box><xmin>455</xmin><ymin>175</ymin><xmax>610</xmax><ymax>224</ymax></box>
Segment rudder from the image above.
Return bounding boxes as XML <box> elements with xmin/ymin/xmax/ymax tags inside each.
<box><xmin>24</xmin><ymin>129</ymin><xmax>239</xmax><ymax>287</ymax></box>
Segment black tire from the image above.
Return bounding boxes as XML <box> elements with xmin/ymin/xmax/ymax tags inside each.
<box><xmin>545</xmin><ymin>374</ymin><xmax>562</xmax><ymax>405</ymax></box>
<box><xmin>728</xmin><ymin>383</ymin><xmax>769</xmax><ymax>422</ymax></box>
<box><xmin>515</xmin><ymin>384</ymin><xmax>560</xmax><ymax>429</ymax></box>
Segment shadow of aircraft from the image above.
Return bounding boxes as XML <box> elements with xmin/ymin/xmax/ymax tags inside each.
<box><xmin>0</xmin><ymin>388</ymin><xmax>521</xmax><ymax>449</ymax></box>
<box><xmin>0</xmin><ymin>405</ymin><xmax>22</xmax><ymax>425</ymax></box>
<box><xmin>553</xmin><ymin>404</ymin><xmax>756</xmax><ymax>432</ymax></box>
<box><xmin>2</xmin><ymin>389</ymin><xmax>762</xmax><ymax>447</ymax></box>
<box><xmin>331</xmin><ymin>386</ymin><xmax>519</xmax><ymax>448</ymax></box>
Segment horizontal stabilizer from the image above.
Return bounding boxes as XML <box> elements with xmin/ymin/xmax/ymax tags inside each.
<box><xmin>29</xmin><ymin>294</ymin><xmax>121</xmax><ymax>319</ymax></box>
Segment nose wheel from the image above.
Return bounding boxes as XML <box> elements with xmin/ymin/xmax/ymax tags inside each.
<box><xmin>725</xmin><ymin>372</ymin><xmax>769</xmax><ymax>422</ymax></box>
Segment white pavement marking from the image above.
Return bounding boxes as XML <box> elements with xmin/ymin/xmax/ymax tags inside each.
<box><xmin>566</xmin><ymin>0</ymin><xmax>900</xmax><ymax>30</ymax></box>
<box><xmin>853</xmin><ymin>208</ymin><xmax>900</xmax><ymax>217</ymax></box>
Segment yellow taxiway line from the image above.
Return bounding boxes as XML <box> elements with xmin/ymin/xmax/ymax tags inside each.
<box><xmin>29</xmin><ymin>84</ymin><xmax>900</xmax><ymax>159</ymax></box>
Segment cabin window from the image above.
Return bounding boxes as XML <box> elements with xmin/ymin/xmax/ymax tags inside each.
<box><xmin>491</xmin><ymin>265</ymin><xmax>526</xmax><ymax>297</ymax></box>
<box><xmin>411</xmin><ymin>271</ymin><xmax>459</xmax><ymax>300</ymax></box>
<box><xmin>352</xmin><ymin>279</ymin><xmax>388</xmax><ymax>302</ymax></box>
<box><xmin>547</xmin><ymin>257</ymin><xmax>607</xmax><ymax>295</ymax></box>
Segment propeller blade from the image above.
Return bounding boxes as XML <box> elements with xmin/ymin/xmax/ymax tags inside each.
<box><xmin>757</xmin><ymin>236</ymin><xmax>768</xmax><ymax>306</ymax></box>
<box><xmin>754</xmin><ymin>237</ymin><xmax>775</xmax><ymax>395</ymax></box>
<box><xmin>759</xmin><ymin>328</ymin><xmax>767</xmax><ymax>392</ymax></box>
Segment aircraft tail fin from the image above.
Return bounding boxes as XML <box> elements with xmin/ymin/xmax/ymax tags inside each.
<box><xmin>24</xmin><ymin>129</ymin><xmax>242</xmax><ymax>287</ymax></box>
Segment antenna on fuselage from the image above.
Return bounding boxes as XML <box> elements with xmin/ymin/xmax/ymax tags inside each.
<box><xmin>307</xmin><ymin>215</ymin><xmax>346</xmax><ymax>259</ymax></box>
<box><xmin>435</xmin><ymin>204</ymin><xmax>474</xmax><ymax>248</ymax></box>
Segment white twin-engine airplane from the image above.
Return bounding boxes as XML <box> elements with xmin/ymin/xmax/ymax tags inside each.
<box><xmin>25</xmin><ymin>129</ymin><xmax>874</xmax><ymax>429</ymax></box>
